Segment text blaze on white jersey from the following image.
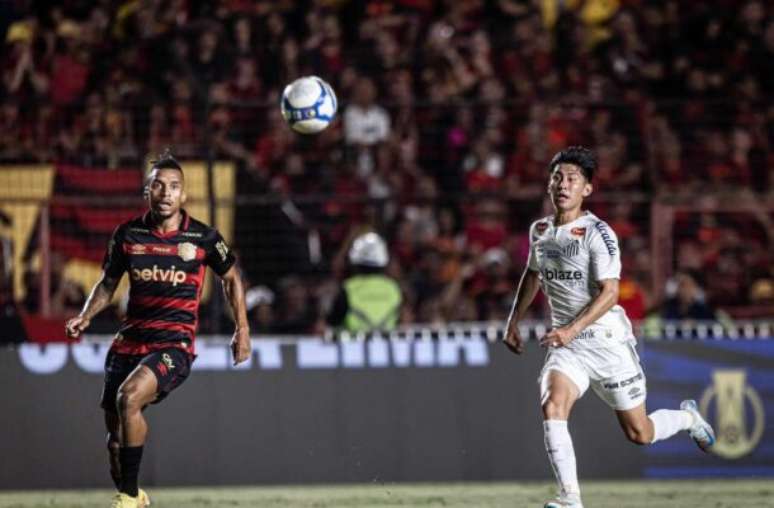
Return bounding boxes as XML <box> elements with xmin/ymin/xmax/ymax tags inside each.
<box><xmin>527</xmin><ymin>211</ymin><xmax>635</xmax><ymax>348</ymax></box>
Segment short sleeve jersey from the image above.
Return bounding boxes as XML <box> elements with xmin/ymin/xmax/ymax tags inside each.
<box><xmin>527</xmin><ymin>211</ymin><xmax>634</xmax><ymax>348</ymax></box>
<box><xmin>102</xmin><ymin>210</ymin><xmax>236</xmax><ymax>355</ymax></box>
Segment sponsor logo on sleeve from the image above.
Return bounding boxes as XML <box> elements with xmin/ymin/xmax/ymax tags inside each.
<box><xmin>594</xmin><ymin>222</ymin><xmax>617</xmax><ymax>255</ymax></box>
<box><xmin>215</xmin><ymin>240</ymin><xmax>229</xmax><ymax>262</ymax></box>
<box><xmin>571</xmin><ymin>227</ymin><xmax>586</xmax><ymax>236</ymax></box>
<box><xmin>536</xmin><ymin>222</ymin><xmax>548</xmax><ymax>233</ymax></box>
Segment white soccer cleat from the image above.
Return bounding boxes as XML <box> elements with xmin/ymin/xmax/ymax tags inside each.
<box><xmin>681</xmin><ymin>399</ymin><xmax>716</xmax><ymax>452</ymax></box>
<box><xmin>544</xmin><ymin>493</ymin><xmax>583</xmax><ymax>508</ymax></box>
<box><xmin>544</xmin><ymin>499</ymin><xmax>583</xmax><ymax>508</ymax></box>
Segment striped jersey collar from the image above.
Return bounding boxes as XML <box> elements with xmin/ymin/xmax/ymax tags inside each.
<box><xmin>142</xmin><ymin>209</ymin><xmax>190</xmax><ymax>236</ymax></box>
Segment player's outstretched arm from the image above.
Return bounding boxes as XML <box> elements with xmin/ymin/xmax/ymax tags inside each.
<box><xmin>503</xmin><ymin>268</ymin><xmax>540</xmax><ymax>355</ymax></box>
<box><xmin>221</xmin><ymin>265</ymin><xmax>251</xmax><ymax>365</ymax></box>
<box><xmin>65</xmin><ymin>273</ymin><xmax>121</xmax><ymax>339</ymax></box>
<box><xmin>540</xmin><ymin>278</ymin><xmax>619</xmax><ymax>348</ymax></box>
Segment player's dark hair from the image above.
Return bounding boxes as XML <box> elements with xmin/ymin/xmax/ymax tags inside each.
<box><xmin>144</xmin><ymin>149</ymin><xmax>183</xmax><ymax>197</ymax></box>
<box><xmin>150</xmin><ymin>148</ymin><xmax>183</xmax><ymax>173</ymax></box>
<box><xmin>549</xmin><ymin>146</ymin><xmax>596</xmax><ymax>182</ymax></box>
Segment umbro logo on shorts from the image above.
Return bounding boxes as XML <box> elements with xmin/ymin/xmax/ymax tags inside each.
<box><xmin>603</xmin><ymin>372</ymin><xmax>643</xmax><ymax>390</ymax></box>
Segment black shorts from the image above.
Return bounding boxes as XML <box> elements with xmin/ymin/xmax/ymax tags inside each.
<box><xmin>100</xmin><ymin>347</ymin><xmax>193</xmax><ymax>413</ymax></box>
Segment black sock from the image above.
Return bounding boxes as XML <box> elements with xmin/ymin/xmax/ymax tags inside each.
<box><xmin>110</xmin><ymin>469</ymin><xmax>121</xmax><ymax>490</ymax></box>
<box><xmin>118</xmin><ymin>446</ymin><xmax>143</xmax><ymax>497</ymax></box>
<box><xmin>107</xmin><ymin>438</ymin><xmax>121</xmax><ymax>489</ymax></box>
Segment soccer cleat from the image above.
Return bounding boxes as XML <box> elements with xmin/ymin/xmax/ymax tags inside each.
<box><xmin>110</xmin><ymin>493</ymin><xmax>139</xmax><ymax>508</ymax></box>
<box><xmin>544</xmin><ymin>500</ymin><xmax>583</xmax><ymax>508</ymax></box>
<box><xmin>138</xmin><ymin>489</ymin><xmax>151</xmax><ymax>507</ymax></box>
<box><xmin>681</xmin><ymin>399</ymin><xmax>716</xmax><ymax>452</ymax></box>
<box><xmin>544</xmin><ymin>493</ymin><xmax>583</xmax><ymax>508</ymax></box>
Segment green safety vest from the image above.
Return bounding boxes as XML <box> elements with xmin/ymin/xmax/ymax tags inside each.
<box><xmin>343</xmin><ymin>275</ymin><xmax>402</xmax><ymax>332</ymax></box>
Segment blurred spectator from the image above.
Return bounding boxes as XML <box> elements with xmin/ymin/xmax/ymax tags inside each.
<box><xmin>618</xmin><ymin>277</ymin><xmax>647</xmax><ymax>322</ymax></box>
<box><xmin>749</xmin><ymin>278</ymin><xmax>774</xmax><ymax>307</ymax></box>
<box><xmin>660</xmin><ymin>271</ymin><xmax>716</xmax><ymax>321</ymax></box>
<box><xmin>50</xmin><ymin>20</ymin><xmax>91</xmax><ymax>107</ymax></box>
<box><xmin>245</xmin><ymin>285</ymin><xmax>275</xmax><ymax>334</ymax></box>
<box><xmin>272</xmin><ymin>275</ymin><xmax>319</xmax><ymax>334</ymax></box>
<box><xmin>23</xmin><ymin>252</ymin><xmax>85</xmax><ymax>316</ymax></box>
<box><xmin>343</xmin><ymin>77</ymin><xmax>390</xmax><ymax>177</ymax></box>
<box><xmin>470</xmin><ymin>247</ymin><xmax>514</xmax><ymax>321</ymax></box>
<box><xmin>465</xmin><ymin>200</ymin><xmax>508</xmax><ymax>256</ymax></box>
<box><xmin>3</xmin><ymin>20</ymin><xmax>49</xmax><ymax>100</ymax></box>
<box><xmin>0</xmin><ymin>210</ymin><xmax>25</xmax><ymax>343</ymax></box>
<box><xmin>326</xmin><ymin>232</ymin><xmax>403</xmax><ymax>333</ymax></box>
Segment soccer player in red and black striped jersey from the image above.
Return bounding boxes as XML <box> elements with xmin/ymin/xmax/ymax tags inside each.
<box><xmin>65</xmin><ymin>153</ymin><xmax>251</xmax><ymax>508</ymax></box>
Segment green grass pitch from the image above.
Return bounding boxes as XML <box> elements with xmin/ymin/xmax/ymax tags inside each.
<box><xmin>1</xmin><ymin>480</ymin><xmax>772</xmax><ymax>507</ymax></box>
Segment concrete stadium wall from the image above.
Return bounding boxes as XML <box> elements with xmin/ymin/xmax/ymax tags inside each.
<box><xmin>0</xmin><ymin>337</ymin><xmax>770</xmax><ymax>489</ymax></box>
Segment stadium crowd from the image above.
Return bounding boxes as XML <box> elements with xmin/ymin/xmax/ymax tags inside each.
<box><xmin>1</xmin><ymin>0</ymin><xmax>773</xmax><ymax>334</ymax></box>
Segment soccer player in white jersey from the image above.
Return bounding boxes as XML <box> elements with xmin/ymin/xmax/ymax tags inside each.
<box><xmin>503</xmin><ymin>147</ymin><xmax>715</xmax><ymax>508</ymax></box>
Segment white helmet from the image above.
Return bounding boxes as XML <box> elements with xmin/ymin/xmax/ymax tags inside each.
<box><xmin>348</xmin><ymin>232</ymin><xmax>389</xmax><ymax>267</ymax></box>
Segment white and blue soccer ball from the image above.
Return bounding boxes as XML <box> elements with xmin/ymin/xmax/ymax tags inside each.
<box><xmin>281</xmin><ymin>76</ymin><xmax>337</xmax><ymax>134</ymax></box>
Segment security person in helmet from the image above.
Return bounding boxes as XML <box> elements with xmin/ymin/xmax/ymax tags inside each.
<box><xmin>326</xmin><ymin>232</ymin><xmax>403</xmax><ymax>333</ymax></box>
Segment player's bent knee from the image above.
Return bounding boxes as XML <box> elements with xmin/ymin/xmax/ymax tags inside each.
<box><xmin>624</xmin><ymin>425</ymin><xmax>651</xmax><ymax>445</ymax></box>
<box><xmin>542</xmin><ymin>398</ymin><xmax>570</xmax><ymax>420</ymax></box>
<box><xmin>116</xmin><ymin>385</ymin><xmax>145</xmax><ymax>414</ymax></box>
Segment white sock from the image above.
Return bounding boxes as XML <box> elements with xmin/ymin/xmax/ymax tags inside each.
<box><xmin>544</xmin><ymin>419</ymin><xmax>581</xmax><ymax>500</ymax></box>
<box><xmin>648</xmin><ymin>409</ymin><xmax>694</xmax><ymax>443</ymax></box>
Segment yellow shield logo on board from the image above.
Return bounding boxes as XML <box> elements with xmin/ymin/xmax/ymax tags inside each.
<box><xmin>700</xmin><ymin>369</ymin><xmax>765</xmax><ymax>459</ymax></box>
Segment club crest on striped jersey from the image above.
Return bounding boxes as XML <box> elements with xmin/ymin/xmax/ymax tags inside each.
<box><xmin>178</xmin><ymin>242</ymin><xmax>197</xmax><ymax>262</ymax></box>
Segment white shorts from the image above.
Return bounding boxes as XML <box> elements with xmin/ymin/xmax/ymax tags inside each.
<box><xmin>538</xmin><ymin>342</ymin><xmax>647</xmax><ymax>411</ymax></box>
